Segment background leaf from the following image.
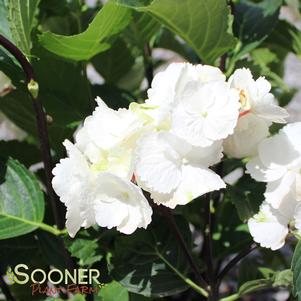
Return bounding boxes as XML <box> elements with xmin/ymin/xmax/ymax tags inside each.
<box><xmin>38</xmin><ymin>3</ymin><xmax>132</xmax><ymax>61</ymax></box>
<box><xmin>114</xmin><ymin>0</ymin><xmax>236</xmax><ymax>64</ymax></box>
<box><xmin>233</xmin><ymin>0</ymin><xmax>283</xmax><ymax>44</ymax></box>
<box><xmin>0</xmin><ymin>157</ymin><xmax>44</xmax><ymax>239</ymax></box>
<box><xmin>111</xmin><ymin>215</ymin><xmax>191</xmax><ymax>297</ymax></box>
<box><xmin>98</xmin><ymin>281</ymin><xmax>129</xmax><ymax>301</ymax></box>
<box><xmin>7</xmin><ymin>0</ymin><xmax>40</xmax><ymax>56</ymax></box>
<box><xmin>292</xmin><ymin>240</ymin><xmax>301</xmax><ymax>300</ymax></box>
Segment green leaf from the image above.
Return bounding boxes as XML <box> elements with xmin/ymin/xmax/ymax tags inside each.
<box><xmin>0</xmin><ymin>141</ymin><xmax>40</xmax><ymax>167</ymax></box>
<box><xmin>227</xmin><ymin>174</ymin><xmax>265</xmax><ymax>222</ymax></box>
<box><xmin>213</xmin><ymin>200</ymin><xmax>251</xmax><ymax>259</ymax></box>
<box><xmin>233</xmin><ymin>0</ymin><xmax>283</xmax><ymax>43</ymax></box>
<box><xmin>98</xmin><ymin>281</ymin><xmax>129</xmax><ymax>301</ymax></box>
<box><xmin>0</xmin><ymin>1</ymin><xmax>12</xmax><ymax>38</ymax></box>
<box><xmin>39</xmin><ymin>2</ymin><xmax>132</xmax><ymax>61</ymax></box>
<box><xmin>111</xmin><ymin>215</ymin><xmax>191</xmax><ymax>297</ymax></box>
<box><xmin>67</xmin><ymin>237</ymin><xmax>102</xmax><ymax>267</ymax></box>
<box><xmin>0</xmin><ymin>157</ymin><xmax>45</xmax><ymax>239</ymax></box>
<box><xmin>114</xmin><ymin>0</ymin><xmax>236</xmax><ymax>64</ymax></box>
<box><xmin>0</xmin><ymin>49</ymin><xmax>23</xmax><ymax>85</ymax></box>
<box><xmin>7</xmin><ymin>0</ymin><xmax>40</xmax><ymax>57</ymax></box>
<box><xmin>273</xmin><ymin>269</ymin><xmax>293</xmax><ymax>288</ymax></box>
<box><xmin>292</xmin><ymin>240</ymin><xmax>301</xmax><ymax>299</ymax></box>
<box><xmin>238</xmin><ymin>278</ymin><xmax>273</xmax><ymax>295</ymax></box>
<box><xmin>124</xmin><ymin>12</ymin><xmax>160</xmax><ymax>48</ymax></box>
<box><xmin>92</xmin><ymin>38</ymin><xmax>135</xmax><ymax>83</ymax></box>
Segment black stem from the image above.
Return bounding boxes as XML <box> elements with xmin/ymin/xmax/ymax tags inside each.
<box><xmin>203</xmin><ymin>193</ymin><xmax>217</xmax><ymax>300</ymax></box>
<box><xmin>0</xmin><ymin>273</ymin><xmax>16</xmax><ymax>301</ymax></box>
<box><xmin>159</xmin><ymin>206</ymin><xmax>209</xmax><ymax>292</ymax></box>
<box><xmin>219</xmin><ymin>54</ymin><xmax>227</xmax><ymax>73</ymax></box>
<box><xmin>0</xmin><ymin>34</ymin><xmax>63</xmax><ymax>230</ymax></box>
<box><xmin>143</xmin><ymin>43</ymin><xmax>154</xmax><ymax>89</ymax></box>
<box><xmin>217</xmin><ymin>243</ymin><xmax>258</xmax><ymax>285</ymax></box>
<box><xmin>0</xmin><ymin>35</ymin><xmax>34</xmax><ymax>82</ymax></box>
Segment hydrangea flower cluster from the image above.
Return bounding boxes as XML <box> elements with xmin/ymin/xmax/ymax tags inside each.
<box><xmin>52</xmin><ymin>63</ymin><xmax>289</xmax><ymax>238</ymax></box>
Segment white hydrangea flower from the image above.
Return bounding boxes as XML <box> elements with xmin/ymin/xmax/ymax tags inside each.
<box><xmin>247</xmin><ymin>123</ymin><xmax>301</xmax><ymax>209</ymax></box>
<box><xmin>247</xmin><ymin>123</ymin><xmax>301</xmax><ymax>250</ymax></box>
<box><xmin>171</xmin><ymin>81</ymin><xmax>240</xmax><ymax>147</ymax></box>
<box><xmin>131</xmin><ymin>62</ymin><xmax>226</xmax><ymax>130</ymax></box>
<box><xmin>223</xmin><ymin>114</ymin><xmax>269</xmax><ymax>158</ymax></box>
<box><xmin>0</xmin><ymin>71</ymin><xmax>13</xmax><ymax>97</ymax></box>
<box><xmin>52</xmin><ymin>140</ymin><xmax>152</xmax><ymax>237</ymax></box>
<box><xmin>248</xmin><ymin>202</ymin><xmax>290</xmax><ymax>250</ymax></box>
<box><xmin>248</xmin><ymin>194</ymin><xmax>301</xmax><ymax>250</ymax></box>
<box><xmin>134</xmin><ymin>131</ymin><xmax>225</xmax><ymax>208</ymax></box>
<box><xmin>224</xmin><ymin>68</ymin><xmax>289</xmax><ymax>158</ymax></box>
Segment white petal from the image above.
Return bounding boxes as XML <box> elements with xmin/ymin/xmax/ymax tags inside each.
<box><xmin>252</xmin><ymin>94</ymin><xmax>289</xmax><ymax>123</ymax></box>
<box><xmin>85</xmin><ymin>97</ymin><xmax>142</xmax><ymax>150</ymax></box>
<box><xmin>258</xmin><ymin>131</ymin><xmax>301</xmax><ymax>169</ymax></box>
<box><xmin>186</xmin><ymin>140</ymin><xmax>223</xmax><ymax>167</ymax></box>
<box><xmin>248</xmin><ymin>202</ymin><xmax>289</xmax><ymax>250</ymax></box>
<box><xmin>282</xmin><ymin>122</ymin><xmax>301</xmax><ymax>154</ymax></box>
<box><xmin>228</xmin><ymin>68</ymin><xmax>254</xmax><ymax>91</ymax></box>
<box><xmin>223</xmin><ymin>114</ymin><xmax>270</xmax><ymax>158</ymax></box>
<box><xmin>94</xmin><ymin>173</ymin><xmax>152</xmax><ymax>234</ymax></box>
<box><xmin>52</xmin><ymin>140</ymin><xmax>93</xmax><ymax>237</ymax></box>
<box><xmin>171</xmin><ymin>81</ymin><xmax>240</xmax><ymax>146</ymax></box>
<box><xmin>52</xmin><ymin>140</ymin><xmax>91</xmax><ymax>205</ymax></box>
<box><xmin>193</xmin><ymin>65</ymin><xmax>226</xmax><ymax>83</ymax></box>
<box><xmin>246</xmin><ymin>156</ymin><xmax>286</xmax><ymax>182</ymax></box>
<box><xmin>135</xmin><ymin>132</ymin><xmax>184</xmax><ymax>194</ymax></box>
<box><xmin>65</xmin><ymin>206</ymin><xmax>85</xmax><ymax>238</ymax></box>
<box><xmin>147</xmin><ymin>63</ymin><xmax>187</xmax><ymax>106</ymax></box>
<box><xmin>162</xmin><ymin>166</ymin><xmax>225</xmax><ymax>208</ymax></box>
<box><xmin>265</xmin><ymin>172</ymin><xmax>296</xmax><ymax>209</ymax></box>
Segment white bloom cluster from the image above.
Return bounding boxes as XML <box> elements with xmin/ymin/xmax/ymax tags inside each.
<box><xmin>52</xmin><ymin>63</ymin><xmax>288</xmax><ymax>238</ymax></box>
<box><xmin>247</xmin><ymin>123</ymin><xmax>301</xmax><ymax>250</ymax></box>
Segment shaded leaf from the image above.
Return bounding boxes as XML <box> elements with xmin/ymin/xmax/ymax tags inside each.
<box><xmin>92</xmin><ymin>39</ymin><xmax>135</xmax><ymax>83</ymax></box>
<box><xmin>0</xmin><ymin>157</ymin><xmax>44</xmax><ymax>239</ymax></box>
<box><xmin>227</xmin><ymin>174</ymin><xmax>265</xmax><ymax>222</ymax></box>
<box><xmin>233</xmin><ymin>0</ymin><xmax>282</xmax><ymax>43</ymax></box>
<box><xmin>111</xmin><ymin>215</ymin><xmax>191</xmax><ymax>297</ymax></box>
<box><xmin>292</xmin><ymin>240</ymin><xmax>301</xmax><ymax>299</ymax></box>
<box><xmin>238</xmin><ymin>278</ymin><xmax>273</xmax><ymax>295</ymax></box>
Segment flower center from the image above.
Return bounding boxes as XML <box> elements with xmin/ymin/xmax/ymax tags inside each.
<box><xmin>239</xmin><ymin>89</ymin><xmax>251</xmax><ymax>111</ymax></box>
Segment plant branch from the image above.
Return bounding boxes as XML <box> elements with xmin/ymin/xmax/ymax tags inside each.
<box><xmin>143</xmin><ymin>43</ymin><xmax>154</xmax><ymax>89</ymax></box>
<box><xmin>156</xmin><ymin>251</ymin><xmax>208</xmax><ymax>297</ymax></box>
<box><xmin>202</xmin><ymin>193</ymin><xmax>217</xmax><ymax>301</ymax></box>
<box><xmin>158</xmin><ymin>205</ymin><xmax>209</xmax><ymax>292</ymax></box>
<box><xmin>0</xmin><ymin>34</ymin><xmax>63</xmax><ymax>230</ymax></box>
<box><xmin>217</xmin><ymin>243</ymin><xmax>258</xmax><ymax>284</ymax></box>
